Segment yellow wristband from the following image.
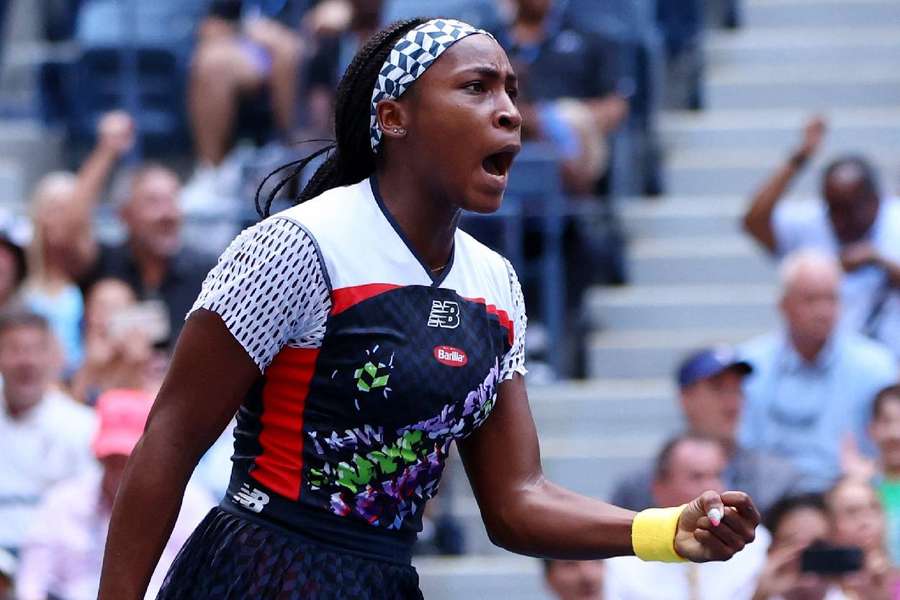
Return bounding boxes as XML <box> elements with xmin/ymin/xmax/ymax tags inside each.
<box><xmin>632</xmin><ymin>505</ymin><xmax>688</xmax><ymax>563</ymax></box>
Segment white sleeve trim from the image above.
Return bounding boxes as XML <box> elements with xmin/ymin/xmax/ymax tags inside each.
<box><xmin>189</xmin><ymin>217</ymin><xmax>331</xmax><ymax>373</ymax></box>
<box><xmin>500</xmin><ymin>258</ymin><xmax>527</xmax><ymax>381</ymax></box>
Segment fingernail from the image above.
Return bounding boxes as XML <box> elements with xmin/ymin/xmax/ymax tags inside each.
<box><xmin>707</xmin><ymin>508</ymin><xmax>723</xmax><ymax>527</ymax></box>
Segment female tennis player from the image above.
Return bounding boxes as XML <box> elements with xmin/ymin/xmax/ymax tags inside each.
<box><xmin>98</xmin><ymin>18</ymin><xmax>759</xmax><ymax>599</ymax></box>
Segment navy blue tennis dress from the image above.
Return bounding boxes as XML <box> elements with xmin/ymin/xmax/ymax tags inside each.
<box><xmin>157</xmin><ymin>176</ymin><xmax>527</xmax><ymax>599</ymax></box>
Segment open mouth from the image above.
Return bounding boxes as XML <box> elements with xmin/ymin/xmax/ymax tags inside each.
<box><xmin>481</xmin><ymin>148</ymin><xmax>517</xmax><ymax>178</ymax></box>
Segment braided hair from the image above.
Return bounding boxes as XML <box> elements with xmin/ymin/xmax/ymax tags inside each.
<box><xmin>256</xmin><ymin>18</ymin><xmax>428</xmax><ymax>217</ymax></box>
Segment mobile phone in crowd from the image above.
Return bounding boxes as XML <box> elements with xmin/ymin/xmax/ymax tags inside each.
<box><xmin>108</xmin><ymin>300</ymin><xmax>170</xmax><ymax>345</ymax></box>
<box><xmin>800</xmin><ymin>544</ymin><xmax>864</xmax><ymax>575</ymax></box>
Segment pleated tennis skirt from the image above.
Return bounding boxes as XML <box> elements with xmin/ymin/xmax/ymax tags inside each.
<box><xmin>156</xmin><ymin>507</ymin><xmax>424</xmax><ymax>600</ymax></box>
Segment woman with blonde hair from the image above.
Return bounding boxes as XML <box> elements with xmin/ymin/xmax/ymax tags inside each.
<box><xmin>22</xmin><ymin>111</ymin><xmax>134</xmax><ymax>375</ymax></box>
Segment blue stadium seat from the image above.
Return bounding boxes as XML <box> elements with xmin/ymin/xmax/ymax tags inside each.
<box><xmin>76</xmin><ymin>0</ymin><xmax>206</xmax><ymax>47</ymax></box>
<box><xmin>65</xmin><ymin>45</ymin><xmax>188</xmax><ymax>156</ymax></box>
<box><xmin>0</xmin><ymin>0</ymin><xmax>8</xmax><ymax>79</ymax></box>
<box><xmin>462</xmin><ymin>143</ymin><xmax>567</xmax><ymax>376</ymax></box>
<box><xmin>656</xmin><ymin>0</ymin><xmax>705</xmax><ymax>109</ymax></box>
<box><xmin>381</xmin><ymin>0</ymin><xmax>502</xmax><ymax>29</ymax></box>
<box><xmin>560</xmin><ymin>0</ymin><xmax>666</xmax><ymax>196</ymax></box>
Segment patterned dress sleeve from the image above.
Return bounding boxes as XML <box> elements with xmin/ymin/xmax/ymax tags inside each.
<box><xmin>188</xmin><ymin>217</ymin><xmax>331</xmax><ymax>372</ymax></box>
<box><xmin>500</xmin><ymin>258</ymin><xmax>527</xmax><ymax>381</ymax></box>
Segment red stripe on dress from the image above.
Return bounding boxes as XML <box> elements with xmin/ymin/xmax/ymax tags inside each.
<box><xmin>330</xmin><ymin>283</ymin><xmax>401</xmax><ymax>316</ymax></box>
<box><xmin>462</xmin><ymin>296</ymin><xmax>514</xmax><ymax>346</ymax></box>
<box><xmin>251</xmin><ymin>346</ymin><xmax>319</xmax><ymax>500</ymax></box>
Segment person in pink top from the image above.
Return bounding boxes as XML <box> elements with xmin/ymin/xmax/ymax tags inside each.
<box><xmin>15</xmin><ymin>389</ymin><xmax>212</xmax><ymax>600</ymax></box>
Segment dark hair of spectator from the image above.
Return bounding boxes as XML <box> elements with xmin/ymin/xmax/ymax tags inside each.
<box><xmin>208</xmin><ymin>0</ymin><xmax>242</xmax><ymax>21</ymax></box>
<box><xmin>763</xmin><ymin>493</ymin><xmax>826</xmax><ymax>535</ymax></box>
<box><xmin>0</xmin><ymin>310</ymin><xmax>50</xmax><ymax>339</ymax></box>
<box><xmin>873</xmin><ymin>384</ymin><xmax>900</xmax><ymax>420</ymax></box>
<box><xmin>541</xmin><ymin>558</ymin><xmax>554</xmax><ymax>574</ymax></box>
<box><xmin>0</xmin><ymin>237</ymin><xmax>27</xmax><ymax>286</ymax></box>
<box><xmin>653</xmin><ymin>433</ymin><xmax>722</xmax><ymax>481</ymax></box>
<box><xmin>821</xmin><ymin>155</ymin><xmax>880</xmax><ymax>198</ymax></box>
<box><xmin>256</xmin><ymin>17</ymin><xmax>429</xmax><ymax>217</ymax></box>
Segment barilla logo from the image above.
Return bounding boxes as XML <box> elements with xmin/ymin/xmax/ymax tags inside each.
<box><xmin>434</xmin><ymin>345</ymin><xmax>468</xmax><ymax>367</ymax></box>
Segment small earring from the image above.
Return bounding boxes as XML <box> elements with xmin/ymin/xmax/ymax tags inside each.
<box><xmin>393</xmin><ymin>127</ymin><xmax>405</xmax><ymax>134</ymax></box>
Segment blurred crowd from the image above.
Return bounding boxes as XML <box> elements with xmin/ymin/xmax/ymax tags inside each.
<box><xmin>3</xmin><ymin>0</ymin><xmax>723</xmax><ymax>378</ymax></box>
<box><xmin>1</xmin><ymin>0</ymin><xmax>900</xmax><ymax>599</ymax></box>
<box><xmin>544</xmin><ymin>112</ymin><xmax>900</xmax><ymax>598</ymax></box>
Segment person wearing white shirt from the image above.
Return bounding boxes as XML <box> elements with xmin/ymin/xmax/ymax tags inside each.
<box><xmin>604</xmin><ymin>435</ymin><xmax>771</xmax><ymax>600</ymax></box>
<box><xmin>0</xmin><ymin>311</ymin><xmax>96</xmax><ymax>553</ymax></box>
<box><xmin>739</xmin><ymin>251</ymin><xmax>898</xmax><ymax>492</ymax></box>
<box><xmin>742</xmin><ymin>116</ymin><xmax>900</xmax><ymax>358</ymax></box>
<box><xmin>15</xmin><ymin>389</ymin><xmax>213</xmax><ymax>600</ymax></box>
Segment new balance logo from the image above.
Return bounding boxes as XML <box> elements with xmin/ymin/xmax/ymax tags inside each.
<box><xmin>427</xmin><ymin>300</ymin><xmax>460</xmax><ymax>329</ymax></box>
<box><xmin>233</xmin><ymin>483</ymin><xmax>269</xmax><ymax>513</ymax></box>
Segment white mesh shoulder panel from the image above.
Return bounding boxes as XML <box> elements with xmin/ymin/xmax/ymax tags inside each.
<box><xmin>189</xmin><ymin>216</ymin><xmax>331</xmax><ymax>372</ymax></box>
<box><xmin>500</xmin><ymin>258</ymin><xmax>527</xmax><ymax>381</ymax></box>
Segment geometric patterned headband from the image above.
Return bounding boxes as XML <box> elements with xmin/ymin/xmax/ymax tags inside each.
<box><xmin>369</xmin><ymin>18</ymin><xmax>492</xmax><ymax>153</ymax></box>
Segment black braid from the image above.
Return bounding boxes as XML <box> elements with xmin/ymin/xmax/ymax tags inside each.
<box><xmin>257</xmin><ymin>18</ymin><xmax>428</xmax><ymax>217</ymax></box>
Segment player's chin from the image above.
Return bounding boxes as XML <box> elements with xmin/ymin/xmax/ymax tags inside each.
<box><xmin>464</xmin><ymin>184</ymin><xmax>507</xmax><ymax>214</ymax></box>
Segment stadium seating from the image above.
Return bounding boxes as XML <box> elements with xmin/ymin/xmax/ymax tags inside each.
<box><xmin>561</xmin><ymin>0</ymin><xmax>666</xmax><ymax>196</ymax></box>
<box><xmin>65</xmin><ymin>45</ymin><xmax>188</xmax><ymax>156</ymax></box>
<box><xmin>381</xmin><ymin>0</ymin><xmax>502</xmax><ymax>29</ymax></box>
<box><xmin>461</xmin><ymin>143</ymin><xmax>567</xmax><ymax>376</ymax></box>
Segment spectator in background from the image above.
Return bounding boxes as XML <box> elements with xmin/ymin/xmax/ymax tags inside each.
<box><xmin>611</xmin><ymin>346</ymin><xmax>799</xmax><ymax>517</ymax></box>
<box><xmin>0</xmin><ymin>312</ymin><xmax>96</xmax><ymax>553</ymax></box>
<box><xmin>74</xmin><ymin>163</ymin><xmax>215</xmax><ymax>346</ymax></box>
<box><xmin>305</xmin><ymin>0</ymin><xmax>383</xmax><ymax>137</ymax></box>
<box><xmin>841</xmin><ymin>384</ymin><xmax>900</xmax><ymax>567</ymax></box>
<box><xmin>751</xmin><ymin>493</ymin><xmax>849</xmax><ymax>600</ymax></box>
<box><xmin>493</xmin><ymin>0</ymin><xmax>628</xmax><ymax>194</ymax></box>
<box><xmin>740</xmin><ymin>250</ymin><xmax>898</xmax><ymax>492</ymax></box>
<box><xmin>22</xmin><ymin>172</ymin><xmax>86</xmax><ymax>373</ymax></box>
<box><xmin>187</xmin><ymin>0</ymin><xmax>304</xmax><ymax>170</ymax></box>
<box><xmin>0</xmin><ymin>228</ymin><xmax>27</xmax><ymax>311</ymax></box>
<box><xmin>765</xmin><ymin>493</ymin><xmax>830</xmax><ymax>551</ymax></box>
<box><xmin>47</xmin><ymin>110</ymin><xmax>216</xmax><ymax>335</ymax></box>
<box><xmin>604</xmin><ymin>435</ymin><xmax>770</xmax><ymax>600</ymax></box>
<box><xmin>13</xmin><ymin>112</ymin><xmax>134</xmax><ymax>374</ymax></box>
<box><xmin>742</xmin><ymin>116</ymin><xmax>900</xmax><ymax>358</ymax></box>
<box><xmin>469</xmin><ymin>0</ymin><xmax>631</xmax><ymax>374</ymax></box>
<box><xmin>15</xmin><ymin>389</ymin><xmax>212</xmax><ymax>600</ymax></box>
<box><xmin>70</xmin><ymin>278</ymin><xmax>156</xmax><ymax>405</ymax></box>
<box><xmin>656</xmin><ymin>0</ymin><xmax>704</xmax><ymax>110</ymax></box>
<box><xmin>824</xmin><ymin>477</ymin><xmax>897</xmax><ymax>600</ymax></box>
<box><xmin>868</xmin><ymin>385</ymin><xmax>900</xmax><ymax>566</ymax></box>
<box><xmin>543</xmin><ymin>558</ymin><xmax>604</xmax><ymax>600</ymax></box>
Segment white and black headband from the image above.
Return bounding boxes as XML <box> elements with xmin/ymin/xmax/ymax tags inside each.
<box><xmin>369</xmin><ymin>18</ymin><xmax>492</xmax><ymax>153</ymax></box>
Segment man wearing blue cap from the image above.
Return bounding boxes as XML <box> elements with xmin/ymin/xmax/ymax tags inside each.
<box><xmin>610</xmin><ymin>345</ymin><xmax>799</xmax><ymax>517</ymax></box>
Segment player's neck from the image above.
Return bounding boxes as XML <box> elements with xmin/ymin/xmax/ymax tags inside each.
<box><xmin>374</xmin><ymin>169</ymin><xmax>458</xmax><ymax>274</ymax></box>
